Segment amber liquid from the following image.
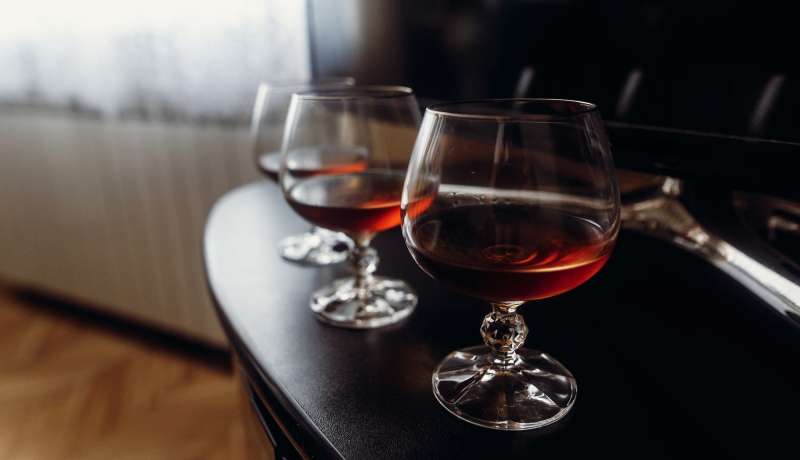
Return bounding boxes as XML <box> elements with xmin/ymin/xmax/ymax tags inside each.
<box><xmin>407</xmin><ymin>204</ymin><xmax>613</xmax><ymax>302</ymax></box>
<box><xmin>256</xmin><ymin>150</ymin><xmax>282</xmax><ymax>181</ymax></box>
<box><xmin>287</xmin><ymin>171</ymin><xmax>431</xmax><ymax>236</ymax></box>
<box><xmin>256</xmin><ymin>146</ymin><xmax>368</xmax><ymax>182</ymax></box>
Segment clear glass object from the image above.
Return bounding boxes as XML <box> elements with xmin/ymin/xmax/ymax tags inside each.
<box><xmin>401</xmin><ymin>99</ymin><xmax>620</xmax><ymax>430</ymax></box>
<box><xmin>250</xmin><ymin>77</ymin><xmax>356</xmax><ymax>265</ymax></box>
<box><xmin>280</xmin><ymin>86</ymin><xmax>423</xmax><ymax>328</ymax></box>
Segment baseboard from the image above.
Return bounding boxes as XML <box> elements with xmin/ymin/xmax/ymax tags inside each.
<box><xmin>1</xmin><ymin>282</ymin><xmax>232</xmax><ymax>372</ymax></box>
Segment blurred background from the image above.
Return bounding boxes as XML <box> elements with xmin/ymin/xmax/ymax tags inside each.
<box><xmin>1</xmin><ymin>0</ymin><xmax>797</xmax><ymax>458</ymax></box>
<box><xmin>0</xmin><ymin>0</ymin><xmax>309</xmax><ymax>344</ymax></box>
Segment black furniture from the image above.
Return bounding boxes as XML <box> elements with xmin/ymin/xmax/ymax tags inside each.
<box><xmin>204</xmin><ymin>182</ymin><xmax>800</xmax><ymax>459</ymax></box>
<box><xmin>308</xmin><ymin>0</ymin><xmax>800</xmax><ymax>199</ymax></box>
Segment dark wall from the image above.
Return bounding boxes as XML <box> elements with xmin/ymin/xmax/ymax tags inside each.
<box><xmin>308</xmin><ymin>0</ymin><xmax>797</xmax><ymax>143</ymax></box>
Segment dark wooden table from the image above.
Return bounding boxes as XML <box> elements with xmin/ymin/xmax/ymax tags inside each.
<box><xmin>204</xmin><ymin>181</ymin><xmax>800</xmax><ymax>459</ymax></box>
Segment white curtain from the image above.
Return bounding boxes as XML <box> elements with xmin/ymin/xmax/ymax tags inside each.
<box><xmin>0</xmin><ymin>0</ymin><xmax>310</xmax><ymax>119</ymax></box>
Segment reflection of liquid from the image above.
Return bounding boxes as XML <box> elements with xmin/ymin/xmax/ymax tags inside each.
<box><xmin>408</xmin><ymin>205</ymin><xmax>613</xmax><ymax>302</ymax></box>
<box><xmin>256</xmin><ymin>146</ymin><xmax>368</xmax><ymax>182</ymax></box>
<box><xmin>287</xmin><ymin>171</ymin><xmax>433</xmax><ymax>236</ymax></box>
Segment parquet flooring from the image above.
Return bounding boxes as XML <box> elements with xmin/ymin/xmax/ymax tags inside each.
<box><xmin>0</xmin><ymin>288</ymin><xmax>247</xmax><ymax>459</ymax></box>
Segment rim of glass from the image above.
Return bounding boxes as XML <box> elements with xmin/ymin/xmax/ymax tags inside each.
<box><xmin>293</xmin><ymin>85</ymin><xmax>414</xmax><ymax>100</ymax></box>
<box><xmin>260</xmin><ymin>76</ymin><xmax>355</xmax><ymax>91</ymax></box>
<box><xmin>426</xmin><ymin>98</ymin><xmax>598</xmax><ymax>121</ymax></box>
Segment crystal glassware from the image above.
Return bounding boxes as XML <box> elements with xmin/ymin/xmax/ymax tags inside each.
<box><xmin>250</xmin><ymin>77</ymin><xmax>355</xmax><ymax>265</ymax></box>
<box><xmin>401</xmin><ymin>99</ymin><xmax>620</xmax><ymax>430</ymax></box>
<box><xmin>280</xmin><ymin>86</ymin><xmax>425</xmax><ymax>328</ymax></box>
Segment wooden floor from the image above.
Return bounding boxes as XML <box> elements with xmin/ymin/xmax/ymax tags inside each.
<box><xmin>0</xmin><ymin>288</ymin><xmax>247</xmax><ymax>459</ymax></box>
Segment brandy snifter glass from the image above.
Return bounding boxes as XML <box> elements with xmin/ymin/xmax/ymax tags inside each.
<box><xmin>250</xmin><ymin>77</ymin><xmax>355</xmax><ymax>265</ymax></box>
<box><xmin>280</xmin><ymin>86</ymin><xmax>424</xmax><ymax>328</ymax></box>
<box><xmin>401</xmin><ymin>99</ymin><xmax>620</xmax><ymax>430</ymax></box>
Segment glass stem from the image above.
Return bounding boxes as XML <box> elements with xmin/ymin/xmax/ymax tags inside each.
<box><xmin>481</xmin><ymin>302</ymin><xmax>527</xmax><ymax>367</ymax></box>
<box><xmin>350</xmin><ymin>242</ymin><xmax>378</xmax><ymax>302</ymax></box>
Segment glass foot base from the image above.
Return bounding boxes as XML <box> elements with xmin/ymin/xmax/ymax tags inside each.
<box><xmin>278</xmin><ymin>228</ymin><xmax>350</xmax><ymax>265</ymax></box>
<box><xmin>433</xmin><ymin>345</ymin><xmax>576</xmax><ymax>431</ymax></box>
<box><xmin>310</xmin><ymin>277</ymin><xmax>418</xmax><ymax>329</ymax></box>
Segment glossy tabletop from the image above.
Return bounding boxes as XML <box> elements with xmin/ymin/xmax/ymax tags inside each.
<box><xmin>204</xmin><ymin>181</ymin><xmax>800</xmax><ymax>459</ymax></box>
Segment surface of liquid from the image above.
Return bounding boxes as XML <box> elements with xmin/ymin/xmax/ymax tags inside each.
<box><xmin>407</xmin><ymin>204</ymin><xmax>614</xmax><ymax>302</ymax></box>
<box><xmin>256</xmin><ymin>146</ymin><xmax>368</xmax><ymax>182</ymax></box>
<box><xmin>256</xmin><ymin>150</ymin><xmax>282</xmax><ymax>181</ymax></box>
